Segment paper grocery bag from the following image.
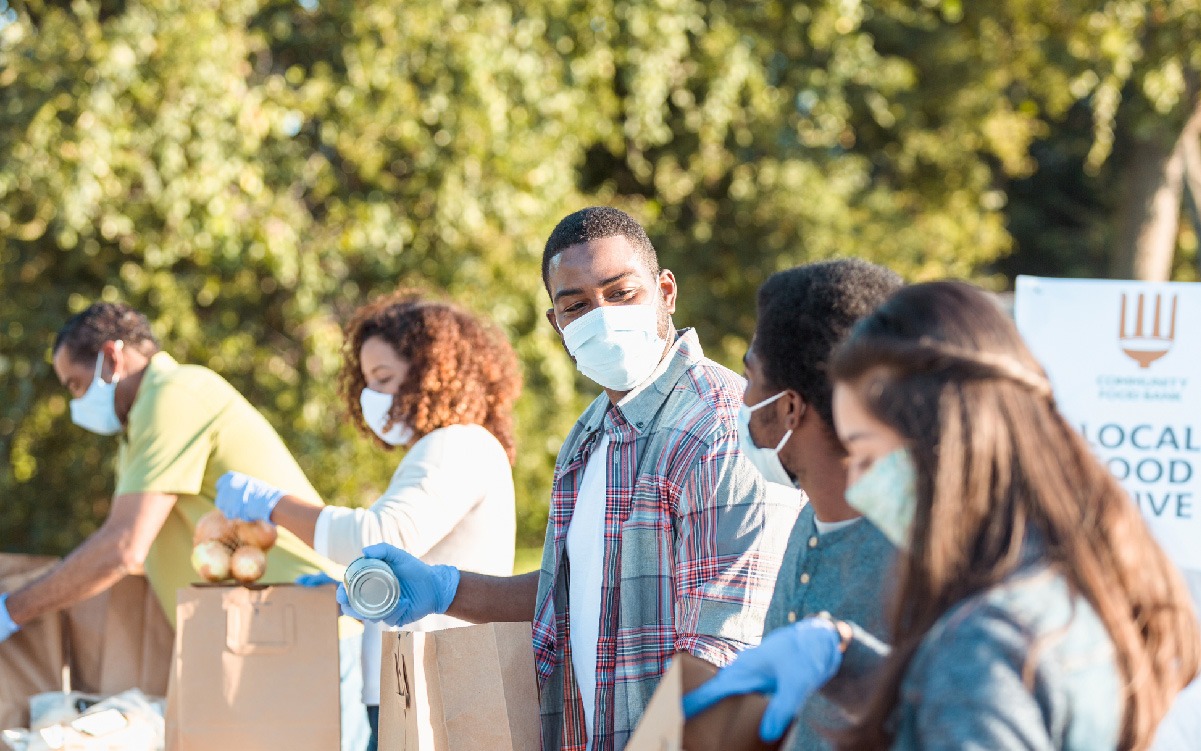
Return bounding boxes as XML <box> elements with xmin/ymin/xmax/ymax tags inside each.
<box><xmin>167</xmin><ymin>585</ymin><xmax>340</xmax><ymax>751</ymax></box>
<box><xmin>379</xmin><ymin>621</ymin><xmax>539</xmax><ymax>751</ymax></box>
<box><xmin>66</xmin><ymin>574</ymin><xmax>173</xmax><ymax>697</ymax></box>
<box><xmin>0</xmin><ymin>554</ymin><xmax>66</xmax><ymax>731</ymax></box>
<box><xmin>625</xmin><ymin>652</ymin><xmax>781</xmax><ymax>751</ymax></box>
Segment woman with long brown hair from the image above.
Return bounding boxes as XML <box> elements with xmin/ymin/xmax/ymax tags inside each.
<box><xmin>687</xmin><ymin>280</ymin><xmax>1199</xmax><ymax>749</ymax></box>
<box><xmin>215</xmin><ymin>290</ymin><xmax>523</xmax><ymax>750</ymax></box>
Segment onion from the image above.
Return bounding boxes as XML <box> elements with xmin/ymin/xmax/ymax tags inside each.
<box><xmin>235</xmin><ymin>519</ymin><xmax>278</xmax><ymax>551</ymax></box>
<box><xmin>230</xmin><ymin>545</ymin><xmax>268</xmax><ymax>584</ymax></box>
<box><xmin>191</xmin><ymin>541</ymin><xmax>233</xmax><ymax>582</ymax></box>
<box><xmin>193</xmin><ymin>510</ymin><xmax>237</xmax><ymax>547</ymax></box>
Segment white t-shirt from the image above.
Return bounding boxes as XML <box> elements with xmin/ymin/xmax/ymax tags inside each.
<box><xmin>813</xmin><ymin>516</ymin><xmax>859</xmax><ymax>535</ymax></box>
<box><xmin>313</xmin><ymin>423</ymin><xmax>516</xmax><ymax>704</ymax></box>
<box><xmin>765</xmin><ymin>481</ymin><xmax>806</xmax><ymax>513</ymax></box>
<box><xmin>565</xmin><ymin>434</ymin><xmax>610</xmax><ymax>750</ymax></box>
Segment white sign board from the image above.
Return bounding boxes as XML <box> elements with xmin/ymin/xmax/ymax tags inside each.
<box><xmin>1014</xmin><ymin>276</ymin><xmax>1201</xmax><ymax>572</ymax></box>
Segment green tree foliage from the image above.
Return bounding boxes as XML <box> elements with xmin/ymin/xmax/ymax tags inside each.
<box><xmin>971</xmin><ymin>0</ymin><xmax>1201</xmax><ymax>280</ymax></box>
<box><xmin>0</xmin><ymin>0</ymin><xmax>587</xmax><ymax>552</ymax></box>
<box><xmin>567</xmin><ymin>0</ymin><xmax>1028</xmax><ymax>364</ymax></box>
<box><xmin>2</xmin><ymin>0</ymin><xmax>1199</xmax><ymax>555</ymax></box>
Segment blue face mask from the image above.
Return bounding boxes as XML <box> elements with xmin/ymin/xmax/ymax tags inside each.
<box><xmin>69</xmin><ymin>348</ymin><xmax>123</xmax><ymax>436</ymax></box>
<box><xmin>562</xmin><ymin>304</ymin><xmax>666</xmax><ymax>391</ymax></box>
<box><xmin>845</xmin><ymin>448</ymin><xmax>918</xmax><ymax>549</ymax></box>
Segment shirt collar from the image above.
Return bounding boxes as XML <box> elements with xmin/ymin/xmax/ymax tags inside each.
<box><xmin>577</xmin><ymin>328</ymin><xmax>704</xmax><ymax>437</ymax></box>
<box><xmin>142</xmin><ymin>351</ymin><xmax>179</xmax><ymax>383</ymax></box>
<box><xmin>148</xmin><ymin>350</ymin><xmax>177</xmax><ymax>370</ymax></box>
<box><xmin>121</xmin><ymin>352</ymin><xmax>177</xmax><ymax>440</ymax></box>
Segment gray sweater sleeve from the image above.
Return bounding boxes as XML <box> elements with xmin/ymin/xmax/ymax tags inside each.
<box><xmin>819</xmin><ymin>622</ymin><xmax>890</xmax><ymax>708</ymax></box>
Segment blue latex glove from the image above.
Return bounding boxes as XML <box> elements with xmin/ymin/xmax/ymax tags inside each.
<box><xmin>215</xmin><ymin>471</ymin><xmax>285</xmax><ymax>522</ymax></box>
<box><xmin>334</xmin><ymin>543</ymin><xmax>460</xmax><ymax>627</ymax></box>
<box><xmin>0</xmin><ymin>594</ymin><xmax>21</xmax><ymax>644</ymax></box>
<box><xmin>296</xmin><ymin>572</ymin><xmax>337</xmax><ymax>587</ymax></box>
<box><xmin>683</xmin><ymin>618</ymin><xmax>843</xmax><ymax>742</ymax></box>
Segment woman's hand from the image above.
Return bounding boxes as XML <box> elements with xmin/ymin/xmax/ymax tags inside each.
<box><xmin>215</xmin><ymin>471</ymin><xmax>285</xmax><ymax>522</ymax></box>
<box><xmin>295</xmin><ymin>571</ymin><xmax>337</xmax><ymax>587</ymax></box>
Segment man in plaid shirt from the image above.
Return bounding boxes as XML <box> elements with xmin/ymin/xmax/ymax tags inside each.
<box><xmin>337</xmin><ymin>207</ymin><xmax>801</xmax><ymax>750</ymax></box>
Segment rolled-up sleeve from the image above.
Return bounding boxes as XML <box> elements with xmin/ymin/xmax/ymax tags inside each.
<box><xmin>673</xmin><ymin>429</ymin><xmax>801</xmax><ymax>666</ymax></box>
<box><xmin>318</xmin><ymin>427</ymin><xmax>491</xmax><ymax>565</ymax></box>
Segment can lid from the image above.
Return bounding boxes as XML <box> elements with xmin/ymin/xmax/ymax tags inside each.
<box><xmin>345</xmin><ymin>558</ymin><xmax>401</xmax><ymax>619</ymax></box>
<box><xmin>355</xmin><ymin>575</ymin><xmax>395</xmax><ymax>609</ymax></box>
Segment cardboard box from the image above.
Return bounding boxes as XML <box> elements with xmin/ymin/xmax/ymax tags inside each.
<box><xmin>379</xmin><ymin>622</ymin><xmax>539</xmax><ymax>750</ymax></box>
<box><xmin>0</xmin><ymin>553</ymin><xmax>175</xmax><ymax>734</ymax></box>
<box><xmin>0</xmin><ymin>555</ymin><xmax>65</xmax><ymax>731</ymax></box>
<box><xmin>626</xmin><ymin>652</ymin><xmax>781</xmax><ymax>751</ymax></box>
<box><xmin>167</xmin><ymin>585</ymin><xmax>341</xmax><ymax>751</ymax></box>
<box><xmin>66</xmin><ymin>573</ymin><xmax>173</xmax><ymax>697</ymax></box>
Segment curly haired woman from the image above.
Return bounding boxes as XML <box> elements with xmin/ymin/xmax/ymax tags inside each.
<box><xmin>215</xmin><ymin>290</ymin><xmax>523</xmax><ymax>749</ymax></box>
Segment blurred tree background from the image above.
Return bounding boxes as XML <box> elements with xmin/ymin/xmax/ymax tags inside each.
<box><xmin>1</xmin><ymin>0</ymin><xmax>1199</xmax><ymax>556</ymax></box>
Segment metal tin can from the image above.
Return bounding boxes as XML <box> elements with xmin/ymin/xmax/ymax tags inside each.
<box><xmin>343</xmin><ymin>557</ymin><xmax>401</xmax><ymax>620</ymax></box>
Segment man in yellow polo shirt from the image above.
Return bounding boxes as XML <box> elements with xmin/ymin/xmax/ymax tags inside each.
<box><xmin>0</xmin><ymin>301</ymin><xmax>370</xmax><ymax>751</ymax></box>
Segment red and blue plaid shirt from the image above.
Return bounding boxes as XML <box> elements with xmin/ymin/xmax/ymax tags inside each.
<box><xmin>532</xmin><ymin>330</ymin><xmax>801</xmax><ymax>750</ymax></box>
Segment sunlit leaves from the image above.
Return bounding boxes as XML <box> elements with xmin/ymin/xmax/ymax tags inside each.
<box><xmin>0</xmin><ymin>0</ymin><xmax>588</xmax><ymax>553</ymax></box>
<box><xmin>3</xmin><ymin>0</ymin><xmax>1197</xmax><ymax>555</ymax></box>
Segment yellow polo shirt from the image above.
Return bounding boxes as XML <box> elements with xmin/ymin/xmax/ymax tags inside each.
<box><xmin>116</xmin><ymin>353</ymin><xmax>343</xmax><ymax>625</ymax></box>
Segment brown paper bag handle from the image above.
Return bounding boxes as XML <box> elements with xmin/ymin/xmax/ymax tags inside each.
<box><xmin>225</xmin><ymin>602</ymin><xmax>296</xmax><ymax>655</ymax></box>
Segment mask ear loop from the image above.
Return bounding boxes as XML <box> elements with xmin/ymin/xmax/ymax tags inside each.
<box><xmin>747</xmin><ymin>389</ymin><xmax>786</xmax><ymax>413</ymax></box>
<box><xmin>770</xmin><ymin>394</ymin><xmax>807</xmax><ymax>452</ymax></box>
<box><xmin>772</xmin><ymin>429</ymin><xmax>792</xmax><ymax>452</ymax></box>
<box><xmin>109</xmin><ymin>340</ymin><xmax>125</xmax><ymax>385</ymax></box>
<box><xmin>94</xmin><ymin>340</ymin><xmax>125</xmax><ymax>387</ymax></box>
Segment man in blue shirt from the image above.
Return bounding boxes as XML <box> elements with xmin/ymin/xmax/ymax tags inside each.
<box><xmin>736</xmin><ymin>259</ymin><xmax>901</xmax><ymax>750</ymax></box>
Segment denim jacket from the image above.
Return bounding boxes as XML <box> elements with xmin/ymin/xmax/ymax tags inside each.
<box><xmin>826</xmin><ymin>551</ymin><xmax>1120</xmax><ymax>750</ymax></box>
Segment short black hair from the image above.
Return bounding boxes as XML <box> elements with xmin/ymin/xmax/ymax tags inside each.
<box><xmin>542</xmin><ymin>207</ymin><xmax>660</xmax><ymax>291</ymax></box>
<box><xmin>53</xmin><ymin>302</ymin><xmax>160</xmax><ymax>363</ymax></box>
<box><xmin>754</xmin><ymin>259</ymin><xmax>903</xmax><ymax>430</ymax></box>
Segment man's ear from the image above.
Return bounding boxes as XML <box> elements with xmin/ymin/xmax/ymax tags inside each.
<box><xmin>102</xmin><ymin>339</ymin><xmax>126</xmax><ymax>380</ymax></box>
<box><xmin>545</xmin><ymin>308</ymin><xmax>562</xmax><ymax>336</ymax></box>
<box><xmin>658</xmin><ymin>269</ymin><xmax>678</xmax><ymax>315</ymax></box>
<box><xmin>781</xmin><ymin>389</ymin><xmax>809</xmax><ymax>431</ymax></box>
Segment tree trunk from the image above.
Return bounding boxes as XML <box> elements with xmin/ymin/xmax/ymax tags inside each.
<box><xmin>1183</xmin><ymin>127</ymin><xmax>1201</xmax><ymax>272</ymax></box>
<box><xmin>1111</xmin><ymin>133</ymin><xmax>1185</xmax><ymax>280</ymax></box>
<box><xmin>1111</xmin><ymin>98</ymin><xmax>1201</xmax><ymax>281</ymax></box>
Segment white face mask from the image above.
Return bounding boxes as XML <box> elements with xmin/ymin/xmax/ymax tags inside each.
<box><xmin>562</xmin><ymin>304</ymin><xmax>667</xmax><ymax>391</ymax></box>
<box><xmin>69</xmin><ymin>348</ymin><xmax>124</xmax><ymax>436</ymax></box>
<box><xmin>737</xmin><ymin>391</ymin><xmax>795</xmax><ymax>487</ymax></box>
<box><xmin>359</xmin><ymin>387</ymin><xmax>414</xmax><ymax>446</ymax></box>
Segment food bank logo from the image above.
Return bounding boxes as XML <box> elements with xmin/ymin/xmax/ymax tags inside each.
<box><xmin>1119</xmin><ymin>292</ymin><xmax>1178</xmax><ymax>369</ymax></box>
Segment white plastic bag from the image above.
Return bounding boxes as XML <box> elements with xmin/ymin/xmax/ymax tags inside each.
<box><xmin>2</xmin><ymin>689</ymin><xmax>164</xmax><ymax>751</ymax></box>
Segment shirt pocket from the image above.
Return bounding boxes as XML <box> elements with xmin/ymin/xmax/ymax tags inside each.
<box><xmin>617</xmin><ymin>484</ymin><xmax>675</xmax><ymax>622</ymax></box>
